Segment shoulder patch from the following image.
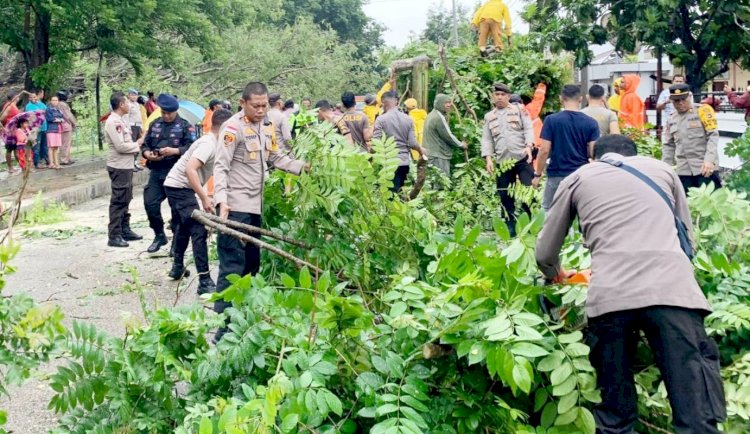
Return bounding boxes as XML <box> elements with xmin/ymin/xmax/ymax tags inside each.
<box><xmin>223</xmin><ymin>132</ymin><xmax>236</xmax><ymax>147</ymax></box>
<box><xmin>115</xmin><ymin>125</ymin><xmax>122</xmax><ymax>134</ymax></box>
<box><xmin>225</xmin><ymin>124</ymin><xmax>238</xmax><ymax>133</ymax></box>
<box><xmin>697</xmin><ymin>105</ymin><xmax>718</xmax><ymax>131</ymax></box>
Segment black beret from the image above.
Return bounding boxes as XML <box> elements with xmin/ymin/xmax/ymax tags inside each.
<box><xmin>156</xmin><ymin>93</ymin><xmax>179</xmax><ymax>112</ymax></box>
<box><xmin>493</xmin><ymin>82</ymin><xmax>511</xmax><ymax>93</ymax></box>
<box><xmin>669</xmin><ymin>83</ymin><xmax>691</xmax><ymax>99</ymax></box>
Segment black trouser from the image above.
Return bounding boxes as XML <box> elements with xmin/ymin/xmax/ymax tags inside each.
<box><xmin>392</xmin><ymin>165</ymin><xmax>410</xmax><ymax>193</ymax></box>
<box><xmin>108</xmin><ymin>168</ymin><xmax>134</xmax><ymax>239</ymax></box>
<box><xmin>679</xmin><ymin>173</ymin><xmax>722</xmax><ymax>192</ymax></box>
<box><xmin>496</xmin><ymin>158</ymin><xmax>534</xmax><ymax>234</ymax></box>
<box><xmin>130</xmin><ymin>125</ymin><xmax>142</xmax><ymax>140</ymax></box>
<box><xmin>586</xmin><ymin>306</ymin><xmax>725</xmax><ymax>434</ymax></box>
<box><xmin>165</xmin><ymin>187</ymin><xmax>209</xmax><ymax>273</ymax></box>
<box><xmin>214</xmin><ymin>212</ymin><xmax>262</xmax><ymax>314</ymax></box>
<box><xmin>144</xmin><ymin>169</ymin><xmax>178</xmax><ymax>236</ymax></box>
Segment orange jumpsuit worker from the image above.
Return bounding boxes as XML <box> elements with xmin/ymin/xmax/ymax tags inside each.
<box><xmin>471</xmin><ymin>0</ymin><xmax>512</xmax><ymax>55</ymax></box>
<box><xmin>618</xmin><ymin>75</ymin><xmax>645</xmax><ymax>130</ymax></box>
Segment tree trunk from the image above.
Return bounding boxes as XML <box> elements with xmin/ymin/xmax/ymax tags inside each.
<box><xmin>23</xmin><ymin>4</ymin><xmax>51</xmax><ymax>91</ymax></box>
<box><xmin>95</xmin><ymin>50</ymin><xmax>104</xmax><ymax>151</ymax></box>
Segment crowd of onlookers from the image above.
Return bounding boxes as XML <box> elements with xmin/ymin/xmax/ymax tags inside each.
<box><xmin>0</xmin><ymin>89</ymin><xmax>77</xmax><ymax>174</ymax></box>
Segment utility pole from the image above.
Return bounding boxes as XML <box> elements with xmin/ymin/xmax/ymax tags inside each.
<box><xmin>452</xmin><ymin>0</ymin><xmax>459</xmax><ymax>47</ymax></box>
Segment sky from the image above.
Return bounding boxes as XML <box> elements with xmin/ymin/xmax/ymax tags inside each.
<box><xmin>363</xmin><ymin>0</ymin><xmax>530</xmax><ymax>48</ymax></box>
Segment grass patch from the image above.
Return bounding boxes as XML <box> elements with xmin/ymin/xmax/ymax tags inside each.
<box><xmin>21</xmin><ymin>192</ymin><xmax>69</xmax><ymax>225</ymax></box>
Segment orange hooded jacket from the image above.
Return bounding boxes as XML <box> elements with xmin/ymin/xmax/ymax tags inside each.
<box><xmin>618</xmin><ymin>75</ymin><xmax>645</xmax><ymax>130</ymax></box>
<box><xmin>525</xmin><ymin>83</ymin><xmax>546</xmax><ymax>147</ymax></box>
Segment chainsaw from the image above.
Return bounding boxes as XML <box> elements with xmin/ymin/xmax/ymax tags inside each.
<box><xmin>537</xmin><ymin>269</ymin><xmax>591</xmax><ymax>330</ymax></box>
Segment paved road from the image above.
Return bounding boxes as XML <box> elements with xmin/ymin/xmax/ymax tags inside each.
<box><xmin>0</xmin><ymin>192</ymin><xmax>212</xmax><ymax>433</ymax></box>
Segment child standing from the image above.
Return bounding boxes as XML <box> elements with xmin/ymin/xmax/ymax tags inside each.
<box><xmin>14</xmin><ymin>119</ymin><xmax>34</xmax><ymax>171</ymax></box>
<box><xmin>45</xmin><ymin>96</ymin><xmax>64</xmax><ymax>169</ymax></box>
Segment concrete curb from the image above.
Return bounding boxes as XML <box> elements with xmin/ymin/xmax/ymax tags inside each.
<box><xmin>0</xmin><ymin>157</ymin><xmax>109</xmax><ymax>195</ymax></box>
<box><xmin>17</xmin><ymin>170</ymin><xmax>149</xmax><ymax>216</ymax></box>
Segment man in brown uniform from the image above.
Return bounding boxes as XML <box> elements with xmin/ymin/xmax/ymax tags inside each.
<box><xmin>481</xmin><ymin>83</ymin><xmax>535</xmax><ymax>235</ymax></box>
<box><xmin>104</xmin><ymin>92</ymin><xmax>145</xmax><ymax>247</ymax></box>
<box><xmin>662</xmin><ymin>83</ymin><xmax>721</xmax><ymax>192</ymax></box>
<box><xmin>213</xmin><ymin>82</ymin><xmax>308</xmax><ymax>341</ymax></box>
<box><xmin>536</xmin><ymin>134</ymin><xmax>725</xmax><ymax>433</ymax></box>
<box><xmin>341</xmin><ymin>91</ymin><xmax>372</xmax><ymax>151</ymax></box>
<box><xmin>267</xmin><ymin>92</ymin><xmax>293</xmax><ymax>151</ymax></box>
<box><xmin>314</xmin><ymin>100</ymin><xmax>354</xmax><ymax>145</ymax></box>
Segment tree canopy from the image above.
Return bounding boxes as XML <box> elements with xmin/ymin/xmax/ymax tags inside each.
<box><xmin>525</xmin><ymin>0</ymin><xmax>750</xmax><ymax>92</ymax></box>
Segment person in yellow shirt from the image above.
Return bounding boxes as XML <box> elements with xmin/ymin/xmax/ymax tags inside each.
<box><xmin>404</xmin><ymin>98</ymin><xmax>428</xmax><ymax>160</ymax></box>
<box><xmin>608</xmin><ymin>78</ymin><xmax>623</xmax><ymax>113</ymax></box>
<box><xmin>363</xmin><ymin>78</ymin><xmax>394</xmax><ymax>126</ymax></box>
<box><xmin>471</xmin><ymin>0</ymin><xmax>512</xmax><ymax>56</ymax></box>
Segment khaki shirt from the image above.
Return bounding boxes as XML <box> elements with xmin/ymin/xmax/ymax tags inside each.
<box><xmin>536</xmin><ymin>153</ymin><xmax>710</xmax><ymax>318</ymax></box>
<box><xmin>267</xmin><ymin>108</ymin><xmax>293</xmax><ymax>151</ymax></box>
<box><xmin>481</xmin><ymin>104</ymin><xmax>534</xmax><ymax>162</ymax></box>
<box><xmin>213</xmin><ymin>112</ymin><xmax>305</xmax><ymax>214</ymax></box>
<box><xmin>662</xmin><ymin>106</ymin><xmax>719</xmax><ymax>176</ymax></box>
<box><xmin>164</xmin><ymin>133</ymin><xmax>217</xmax><ymax>189</ymax></box>
<box><xmin>125</xmin><ymin>100</ymin><xmax>143</xmax><ymax>127</ymax></box>
<box><xmin>341</xmin><ymin>110</ymin><xmax>370</xmax><ymax>150</ymax></box>
<box><xmin>104</xmin><ymin>112</ymin><xmax>140</xmax><ymax>170</ymax></box>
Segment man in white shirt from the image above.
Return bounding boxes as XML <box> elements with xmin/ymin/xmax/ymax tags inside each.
<box><xmin>656</xmin><ymin>74</ymin><xmax>685</xmax><ymax>126</ymax></box>
<box><xmin>163</xmin><ymin>108</ymin><xmax>233</xmax><ymax>294</ymax></box>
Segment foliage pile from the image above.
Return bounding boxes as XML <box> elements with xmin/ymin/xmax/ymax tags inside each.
<box><xmin>13</xmin><ymin>125</ymin><xmax>744</xmax><ymax>434</ymax></box>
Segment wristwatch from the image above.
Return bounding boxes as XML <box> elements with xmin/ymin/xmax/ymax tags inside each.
<box><xmin>533</xmin><ymin>172</ymin><xmax>542</xmax><ymax>178</ymax></box>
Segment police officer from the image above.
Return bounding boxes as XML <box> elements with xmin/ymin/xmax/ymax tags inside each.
<box><xmin>341</xmin><ymin>91</ymin><xmax>372</xmax><ymax>151</ymax></box>
<box><xmin>662</xmin><ymin>83</ymin><xmax>721</xmax><ymax>192</ymax></box>
<box><xmin>537</xmin><ymin>134</ymin><xmax>725</xmax><ymax>434</ymax></box>
<box><xmin>267</xmin><ymin>93</ymin><xmax>293</xmax><ymax>151</ymax></box>
<box><xmin>213</xmin><ymin>82</ymin><xmax>309</xmax><ymax>341</ymax></box>
<box><xmin>481</xmin><ymin>83</ymin><xmax>535</xmax><ymax>235</ymax></box>
<box><xmin>142</xmin><ymin>94</ymin><xmax>196</xmax><ymax>254</ymax></box>
<box><xmin>104</xmin><ymin>91</ymin><xmax>144</xmax><ymax>247</ymax></box>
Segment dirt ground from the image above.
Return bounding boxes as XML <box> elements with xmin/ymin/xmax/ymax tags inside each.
<box><xmin>0</xmin><ymin>192</ymin><xmax>213</xmax><ymax>433</ymax></box>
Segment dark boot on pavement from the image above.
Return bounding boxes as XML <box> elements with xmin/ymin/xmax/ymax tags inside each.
<box><xmin>108</xmin><ymin>236</ymin><xmax>129</xmax><ymax>248</ymax></box>
<box><xmin>197</xmin><ymin>273</ymin><xmax>216</xmax><ymax>295</ymax></box>
<box><xmin>121</xmin><ymin>214</ymin><xmax>143</xmax><ymax>241</ymax></box>
<box><xmin>168</xmin><ymin>257</ymin><xmax>191</xmax><ymax>280</ymax></box>
<box><xmin>147</xmin><ymin>233</ymin><xmax>168</xmax><ymax>253</ymax></box>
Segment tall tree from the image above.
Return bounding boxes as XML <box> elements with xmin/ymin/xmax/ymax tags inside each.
<box><xmin>421</xmin><ymin>3</ymin><xmax>475</xmax><ymax>46</ymax></box>
<box><xmin>276</xmin><ymin>0</ymin><xmax>384</xmax><ymax>61</ymax></box>
<box><xmin>0</xmin><ymin>0</ymin><xmax>255</xmax><ymax>90</ymax></box>
<box><xmin>525</xmin><ymin>0</ymin><xmax>750</xmax><ymax>94</ymax></box>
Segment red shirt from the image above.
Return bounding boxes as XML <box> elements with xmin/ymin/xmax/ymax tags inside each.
<box><xmin>145</xmin><ymin>100</ymin><xmax>157</xmax><ymax>116</ymax></box>
<box><xmin>2</xmin><ymin>102</ymin><xmax>19</xmax><ymax>126</ymax></box>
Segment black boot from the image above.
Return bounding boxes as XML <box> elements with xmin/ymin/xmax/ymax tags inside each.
<box><xmin>168</xmin><ymin>257</ymin><xmax>191</xmax><ymax>280</ymax></box>
<box><xmin>147</xmin><ymin>233</ymin><xmax>168</xmax><ymax>253</ymax></box>
<box><xmin>108</xmin><ymin>236</ymin><xmax>129</xmax><ymax>248</ymax></box>
<box><xmin>169</xmin><ymin>240</ymin><xmax>176</xmax><ymax>257</ymax></box>
<box><xmin>197</xmin><ymin>273</ymin><xmax>216</xmax><ymax>295</ymax></box>
<box><xmin>122</xmin><ymin>214</ymin><xmax>143</xmax><ymax>241</ymax></box>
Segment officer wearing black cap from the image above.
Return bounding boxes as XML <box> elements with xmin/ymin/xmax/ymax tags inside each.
<box><xmin>142</xmin><ymin>93</ymin><xmax>196</xmax><ymax>254</ymax></box>
<box><xmin>662</xmin><ymin>83</ymin><xmax>721</xmax><ymax>192</ymax></box>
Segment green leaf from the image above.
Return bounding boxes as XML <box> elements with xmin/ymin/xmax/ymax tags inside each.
<box><xmin>299</xmin><ymin>267</ymin><xmax>312</xmax><ymax>289</ymax></box>
<box><xmin>401</xmin><ymin>394</ymin><xmax>429</xmax><ymax>412</ymax></box>
<box><xmin>550</xmin><ymin>362</ymin><xmax>573</xmax><ymax>386</ymax></box>
<box><xmin>565</xmin><ymin>342</ymin><xmax>590</xmax><ymax>357</ymax></box>
<box><xmin>511</xmin><ymin>342</ymin><xmax>550</xmax><ymax>358</ymax></box>
<box><xmin>358</xmin><ymin>406</ymin><xmax>376</xmax><ymax>418</ymax></box>
<box><xmin>280</xmin><ymin>413</ymin><xmax>299</xmax><ymax>433</ymax></box>
<box><xmin>576</xmin><ymin>407</ymin><xmax>596</xmax><ymax>434</ymax></box>
<box><xmin>199</xmin><ymin>416</ymin><xmax>213</xmax><ymax>434</ymax></box>
<box><xmin>218</xmin><ymin>406</ymin><xmax>236</xmax><ymax>431</ymax></box>
<box><xmin>554</xmin><ymin>407</ymin><xmax>579</xmax><ymax>426</ymax></box>
<box><xmin>534</xmin><ymin>388</ymin><xmax>549</xmax><ymax>412</ymax></box>
<box><xmin>375</xmin><ymin>403</ymin><xmax>399</xmax><ymax>417</ymax></box>
<box><xmin>512</xmin><ymin>362</ymin><xmax>532</xmax><ymax>394</ymax></box>
<box><xmin>299</xmin><ymin>371</ymin><xmax>313</xmax><ymax>388</ymax></box>
<box><xmin>557</xmin><ymin>330</ymin><xmax>583</xmax><ymax>344</ymax></box>
<box><xmin>541</xmin><ymin>401</ymin><xmax>557</xmax><ymax>428</ymax></box>
<box><xmin>538</xmin><ymin>351</ymin><xmax>565</xmax><ymax>372</ymax></box>
<box><xmin>552</xmin><ymin>374</ymin><xmax>578</xmax><ymax>397</ymax></box>
<box><xmin>280</xmin><ymin>273</ymin><xmax>296</xmax><ymax>288</ymax></box>
<box><xmin>324</xmin><ymin>390</ymin><xmax>343</xmax><ymax>416</ymax></box>
<box><xmin>557</xmin><ymin>390</ymin><xmax>579</xmax><ymax>414</ymax></box>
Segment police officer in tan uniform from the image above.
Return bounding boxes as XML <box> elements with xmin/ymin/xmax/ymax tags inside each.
<box><xmin>213</xmin><ymin>82</ymin><xmax>309</xmax><ymax>341</ymax></box>
<box><xmin>662</xmin><ymin>83</ymin><xmax>721</xmax><ymax>192</ymax></box>
<box><xmin>481</xmin><ymin>82</ymin><xmax>535</xmax><ymax>235</ymax></box>
<box><xmin>104</xmin><ymin>91</ymin><xmax>145</xmax><ymax>247</ymax></box>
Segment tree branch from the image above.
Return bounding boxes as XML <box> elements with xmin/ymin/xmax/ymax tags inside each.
<box><xmin>438</xmin><ymin>43</ymin><xmax>477</xmax><ymax>122</ymax></box>
<box><xmin>193</xmin><ymin>210</ymin><xmax>311</xmax><ymax>249</ymax></box>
